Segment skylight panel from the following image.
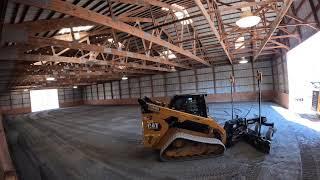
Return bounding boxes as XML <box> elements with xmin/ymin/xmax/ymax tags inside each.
<box><xmin>58</xmin><ymin>25</ymin><xmax>93</xmax><ymax>35</ymax></box>
<box><xmin>235</xmin><ymin>36</ymin><xmax>245</xmax><ymax>49</ymax></box>
<box><xmin>172</xmin><ymin>4</ymin><xmax>193</xmax><ymax>25</ymax></box>
<box><xmin>161</xmin><ymin>50</ymin><xmax>177</xmax><ymax>59</ymax></box>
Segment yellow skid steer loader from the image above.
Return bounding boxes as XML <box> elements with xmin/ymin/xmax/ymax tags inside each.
<box><xmin>138</xmin><ymin>71</ymin><xmax>275</xmax><ymax>161</ymax></box>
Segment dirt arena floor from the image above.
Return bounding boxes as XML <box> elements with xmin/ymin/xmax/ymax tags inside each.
<box><xmin>4</xmin><ymin>102</ymin><xmax>320</xmax><ymax>180</ymax></box>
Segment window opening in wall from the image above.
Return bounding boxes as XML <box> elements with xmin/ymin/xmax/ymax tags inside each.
<box><xmin>30</xmin><ymin>89</ymin><xmax>59</xmax><ymax>112</ymax></box>
<box><xmin>287</xmin><ymin>31</ymin><xmax>320</xmax><ymax>122</ymax></box>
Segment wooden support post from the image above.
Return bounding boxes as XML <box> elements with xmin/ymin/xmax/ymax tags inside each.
<box><xmin>90</xmin><ymin>85</ymin><xmax>93</xmax><ymax>100</ymax></box>
<box><xmin>118</xmin><ymin>80</ymin><xmax>122</xmax><ymax>99</ymax></box>
<box><xmin>150</xmin><ymin>75</ymin><xmax>154</xmax><ymax>97</ymax></box>
<box><xmin>178</xmin><ymin>71</ymin><xmax>182</xmax><ymax>94</ymax></box>
<box><xmin>271</xmin><ymin>60</ymin><xmax>276</xmax><ymax>91</ymax></box>
<box><xmin>72</xmin><ymin>87</ymin><xmax>75</xmax><ymax>102</ymax></box>
<box><xmin>21</xmin><ymin>90</ymin><xmax>24</xmax><ymax>106</ymax></box>
<box><xmin>231</xmin><ymin>65</ymin><xmax>236</xmax><ymax>93</ymax></box>
<box><xmin>251</xmin><ymin>59</ymin><xmax>256</xmax><ymax>92</ymax></box>
<box><xmin>194</xmin><ymin>69</ymin><xmax>199</xmax><ymax>93</ymax></box>
<box><xmin>103</xmin><ymin>83</ymin><xmax>106</xmax><ymax>100</ymax></box>
<box><xmin>9</xmin><ymin>92</ymin><xmax>12</xmax><ymax>110</ymax></box>
<box><xmin>110</xmin><ymin>82</ymin><xmax>114</xmax><ymax>99</ymax></box>
<box><xmin>280</xmin><ymin>51</ymin><xmax>288</xmax><ymax>93</ymax></box>
<box><xmin>163</xmin><ymin>74</ymin><xmax>168</xmax><ymax>97</ymax></box>
<box><xmin>128</xmin><ymin>79</ymin><xmax>131</xmax><ymax>98</ymax></box>
<box><xmin>138</xmin><ymin>78</ymin><xmax>142</xmax><ymax>98</ymax></box>
<box><xmin>212</xmin><ymin>65</ymin><xmax>216</xmax><ymax>94</ymax></box>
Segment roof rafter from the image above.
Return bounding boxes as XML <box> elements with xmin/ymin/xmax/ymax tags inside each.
<box><xmin>3</xmin><ymin>16</ymin><xmax>153</xmax><ymax>36</ymax></box>
<box><xmin>194</xmin><ymin>0</ymin><xmax>232</xmax><ymax>64</ymax></box>
<box><xmin>0</xmin><ymin>48</ymin><xmax>175</xmax><ymax>72</ymax></box>
<box><xmin>12</xmin><ymin>0</ymin><xmax>210</xmax><ymax>66</ymax></box>
<box><xmin>254</xmin><ymin>0</ymin><xmax>294</xmax><ymax>60</ymax></box>
<box><xmin>19</xmin><ymin>36</ymin><xmax>191</xmax><ymax>69</ymax></box>
<box><xmin>110</xmin><ymin>0</ymin><xmax>183</xmax><ymax>12</ymax></box>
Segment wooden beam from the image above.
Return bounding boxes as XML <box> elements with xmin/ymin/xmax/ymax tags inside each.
<box><xmin>0</xmin><ymin>48</ymin><xmax>175</xmax><ymax>72</ymax></box>
<box><xmin>110</xmin><ymin>0</ymin><xmax>182</xmax><ymax>12</ymax></box>
<box><xmin>23</xmin><ymin>36</ymin><xmax>190</xmax><ymax>69</ymax></box>
<box><xmin>194</xmin><ymin>0</ymin><xmax>232</xmax><ymax>64</ymax></box>
<box><xmin>4</xmin><ymin>17</ymin><xmax>93</xmax><ymax>35</ymax></box>
<box><xmin>254</xmin><ymin>0</ymin><xmax>293</xmax><ymax>60</ymax></box>
<box><xmin>3</xmin><ymin>16</ymin><xmax>152</xmax><ymax>36</ymax></box>
<box><xmin>117</xmin><ymin>17</ymin><xmax>153</xmax><ymax>23</ymax></box>
<box><xmin>13</xmin><ymin>0</ymin><xmax>209</xmax><ymax>66</ymax></box>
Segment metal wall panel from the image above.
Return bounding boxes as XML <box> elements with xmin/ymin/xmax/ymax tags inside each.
<box><xmin>112</xmin><ymin>81</ymin><xmax>120</xmax><ymax>99</ymax></box>
<box><xmin>104</xmin><ymin>83</ymin><xmax>112</xmax><ymax>99</ymax></box>
<box><xmin>91</xmin><ymin>85</ymin><xmax>98</xmax><ymax>100</ymax></box>
<box><xmin>98</xmin><ymin>84</ymin><xmax>104</xmax><ymax>100</ymax></box>
<box><xmin>80</xmin><ymin>60</ymin><xmax>275</xmax><ymax>100</ymax></box>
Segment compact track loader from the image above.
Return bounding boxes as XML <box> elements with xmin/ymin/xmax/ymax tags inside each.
<box><xmin>138</xmin><ymin>71</ymin><xmax>275</xmax><ymax>161</ymax></box>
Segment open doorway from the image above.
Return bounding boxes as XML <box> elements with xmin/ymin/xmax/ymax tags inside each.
<box><xmin>287</xmin><ymin>31</ymin><xmax>320</xmax><ymax>117</ymax></box>
<box><xmin>30</xmin><ymin>89</ymin><xmax>59</xmax><ymax>112</ymax></box>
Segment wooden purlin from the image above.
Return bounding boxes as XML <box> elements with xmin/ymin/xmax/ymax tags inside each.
<box><xmin>13</xmin><ymin>0</ymin><xmax>210</xmax><ymax>66</ymax></box>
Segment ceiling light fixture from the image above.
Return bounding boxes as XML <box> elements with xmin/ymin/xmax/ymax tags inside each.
<box><xmin>122</xmin><ymin>75</ymin><xmax>128</xmax><ymax>80</ymax></box>
<box><xmin>23</xmin><ymin>89</ymin><xmax>28</xmax><ymax>92</ymax></box>
<box><xmin>236</xmin><ymin>7</ymin><xmax>261</xmax><ymax>28</ymax></box>
<box><xmin>161</xmin><ymin>7</ymin><xmax>169</xmax><ymax>11</ymax></box>
<box><xmin>239</xmin><ymin>57</ymin><xmax>248</xmax><ymax>64</ymax></box>
<box><xmin>73</xmin><ymin>86</ymin><xmax>78</xmax><ymax>89</ymax></box>
<box><xmin>46</xmin><ymin>77</ymin><xmax>55</xmax><ymax>81</ymax></box>
<box><xmin>118</xmin><ymin>65</ymin><xmax>126</xmax><ymax>70</ymax></box>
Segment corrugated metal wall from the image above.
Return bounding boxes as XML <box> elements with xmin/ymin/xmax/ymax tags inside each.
<box><xmin>58</xmin><ymin>87</ymin><xmax>82</xmax><ymax>104</ymax></box>
<box><xmin>273</xmin><ymin>52</ymin><xmax>289</xmax><ymax>94</ymax></box>
<box><xmin>83</xmin><ymin>60</ymin><xmax>274</xmax><ymax>101</ymax></box>
<box><xmin>0</xmin><ymin>90</ymin><xmax>30</xmax><ymax>109</ymax></box>
<box><xmin>0</xmin><ymin>88</ymin><xmax>82</xmax><ymax>110</ymax></box>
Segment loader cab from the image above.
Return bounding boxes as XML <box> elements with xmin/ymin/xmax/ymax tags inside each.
<box><xmin>169</xmin><ymin>94</ymin><xmax>208</xmax><ymax>118</ymax></box>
